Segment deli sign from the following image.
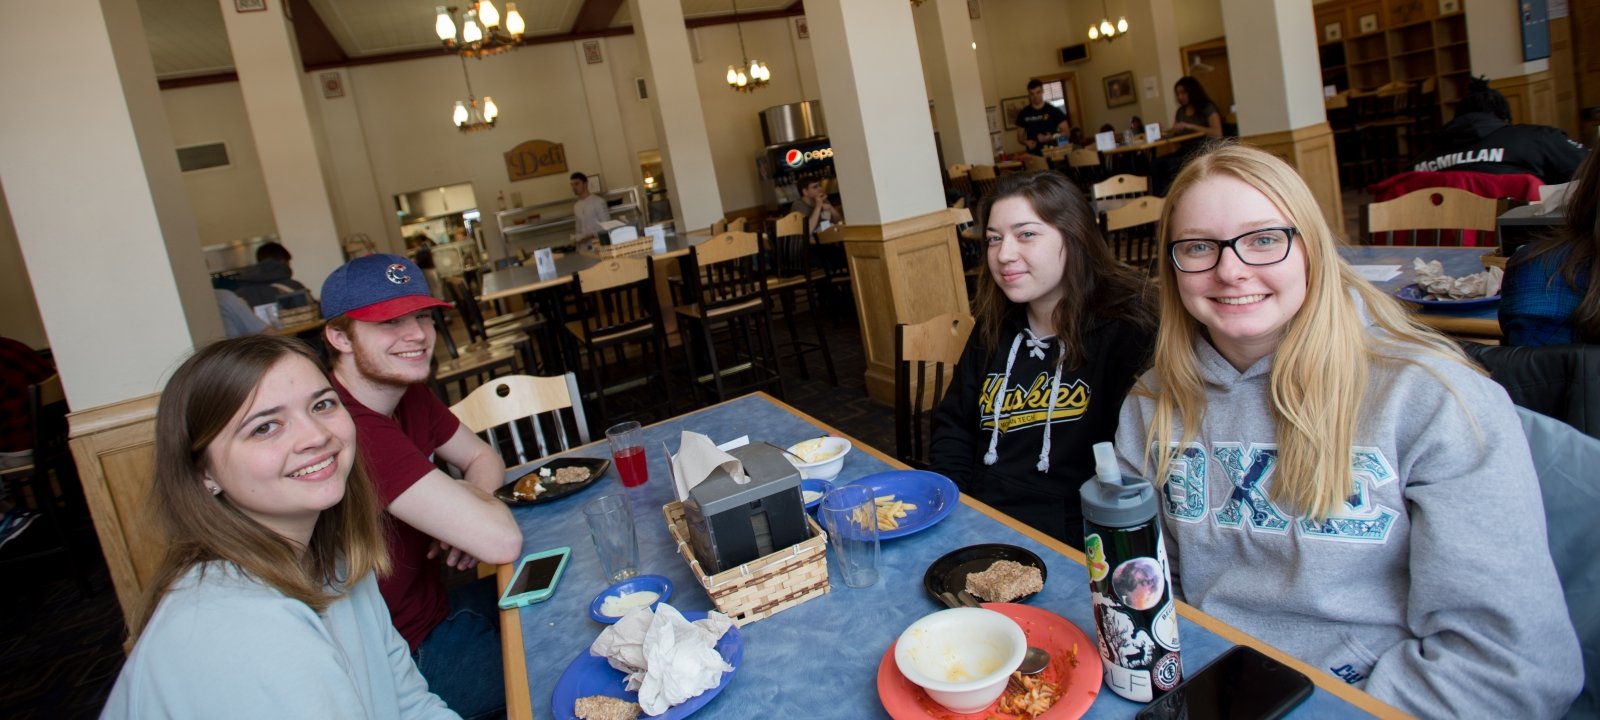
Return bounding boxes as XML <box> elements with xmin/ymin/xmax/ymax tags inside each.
<box><xmin>505</xmin><ymin>140</ymin><xmax>569</xmax><ymax>182</ymax></box>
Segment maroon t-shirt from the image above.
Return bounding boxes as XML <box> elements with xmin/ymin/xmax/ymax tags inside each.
<box><xmin>333</xmin><ymin>378</ymin><xmax>461</xmax><ymax>652</ymax></box>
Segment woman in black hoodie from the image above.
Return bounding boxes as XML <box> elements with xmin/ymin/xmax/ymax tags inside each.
<box><xmin>929</xmin><ymin>171</ymin><xmax>1155</xmax><ymax>548</ymax></box>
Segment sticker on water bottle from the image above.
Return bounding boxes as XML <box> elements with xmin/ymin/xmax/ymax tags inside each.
<box><xmin>1084</xmin><ymin>533</ymin><xmax>1109</xmax><ymax>582</ymax></box>
<box><xmin>1153</xmin><ymin>601</ymin><xmax>1180</xmax><ymax>651</ymax></box>
<box><xmin>1153</xmin><ymin>652</ymin><xmax>1182</xmax><ymax>691</ymax></box>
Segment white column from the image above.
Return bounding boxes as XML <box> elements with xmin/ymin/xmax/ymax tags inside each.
<box><xmin>1218</xmin><ymin>0</ymin><xmax>1326</xmax><ymax>135</ymax></box>
<box><xmin>219</xmin><ymin>0</ymin><xmax>345</xmax><ymax>288</ymax></box>
<box><xmin>312</xmin><ymin>69</ymin><xmax>393</xmax><ymax>254</ymax></box>
<box><xmin>1128</xmin><ymin>0</ymin><xmax>1185</xmax><ymax>126</ymax></box>
<box><xmin>0</xmin><ymin>0</ymin><xmax>218</xmax><ymax>408</ymax></box>
<box><xmin>627</xmin><ymin>0</ymin><xmax>723</xmax><ymax>231</ymax></box>
<box><xmin>577</xmin><ymin>40</ymin><xmax>638</xmax><ymax>192</ymax></box>
<box><xmin>916</xmin><ymin>0</ymin><xmax>991</xmax><ymax>167</ymax></box>
<box><xmin>804</xmin><ymin>0</ymin><xmax>946</xmax><ymax>224</ymax></box>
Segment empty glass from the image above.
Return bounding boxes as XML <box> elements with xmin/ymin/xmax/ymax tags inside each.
<box><xmin>820</xmin><ymin>485</ymin><xmax>881</xmax><ymax>588</ymax></box>
<box><xmin>583</xmin><ymin>493</ymin><xmax>639</xmax><ymax>582</ymax></box>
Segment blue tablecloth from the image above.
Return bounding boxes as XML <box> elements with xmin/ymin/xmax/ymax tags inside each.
<box><xmin>1338</xmin><ymin>244</ymin><xmax>1497</xmax><ymax>324</ymax></box>
<box><xmin>508</xmin><ymin>394</ymin><xmax>1375</xmax><ymax>719</ymax></box>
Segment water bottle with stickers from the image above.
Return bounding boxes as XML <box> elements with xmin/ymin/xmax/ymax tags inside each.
<box><xmin>1080</xmin><ymin>441</ymin><xmax>1181</xmax><ymax>703</ymax></box>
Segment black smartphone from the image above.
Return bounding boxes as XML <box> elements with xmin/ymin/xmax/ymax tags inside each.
<box><xmin>1135</xmin><ymin>645</ymin><xmax>1314</xmax><ymax>720</ymax></box>
<box><xmin>497</xmin><ymin>547</ymin><xmax>570</xmax><ymax>609</ymax></box>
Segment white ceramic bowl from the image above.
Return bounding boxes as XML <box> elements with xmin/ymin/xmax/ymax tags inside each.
<box><xmin>893</xmin><ymin>607</ymin><xmax>1027</xmax><ymax>714</ymax></box>
<box><xmin>785</xmin><ymin>436</ymin><xmax>852</xmax><ymax>481</ymax></box>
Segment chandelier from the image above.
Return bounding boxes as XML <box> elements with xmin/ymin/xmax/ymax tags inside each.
<box><xmin>435</xmin><ymin>2</ymin><xmax>525</xmax><ymax>59</ymax></box>
<box><xmin>725</xmin><ymin>0</ymin><xmax>770</xmax><ymax>93</ymax></box>
<box><xmin>451</xmin><ymin>56</ymin><xmax>498</xmax><ymax>132</ymax></box>
<box><xmin>1086</xmin><ymin>0</ymin><xmax>1128</xmax><ymax>42</ymax></box>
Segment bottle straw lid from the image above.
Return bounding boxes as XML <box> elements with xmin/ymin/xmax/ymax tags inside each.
<box><xmin>1080</xmin><ymin>441</ymin><xmax>1157</xmax><ymax>527</ymax></box>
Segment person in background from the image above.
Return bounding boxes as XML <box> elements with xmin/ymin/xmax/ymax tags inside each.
<box><xmin>0</xmin><ymin>334</ymin><xmax>55</xmax><ymax>547</ymax></box>
<box><xmin>215</xmin><ymin>288</ymin><xmax>270</xmax><ymax>338</ymax></box>
<box><xmin>1128</xmin><ymin>115</ymin><xmax>1145</xmax><ymax>138</ymax></box>
<box><xmin>792</xmin><ymin>177</ymin><xmax>843</xmax><ymax>237</ymax></box>
<box><xmin>101</xmin><ymin>335</ymin><xmax>457</xmax><ymax>719</ymax></box>
<box><xmin>1501</xmin><ymin>149</ymin><xmax>1600</xmax><ymax>345</ymax></box>
<box><xmin>1014</xmin><ymin>79</ymin><xmax>1071</xmax><ymax>157</ymax></box>
<box><xmin>1116</xmin><ymin>143</ymin><xmax>1580</xmax><ymax>717</ymax></box>
<box><xmin>929</xmin><ymin>171</ymin><xmax>1156</xmax><ymax>548</ymax></box>
<box><xmin>1412</xmin><ymin>77</ymin><xmax>1587</xmax><ymax>184</ymax></box>
<box><xmin>234</xmin><ymin>242</ymin><xmax>309</xmax><ymax>309</ymax></box>
<box><xmin>320</xmin><ymin>254</ymin><xmax>522</xmax><ymax>720</ymax></box>
<box><xmin>570</xmin><ymin>172</ymin><xmax>609</xmax><ymax>242</ymax></box>
<box><xmin>1153</xmin><ymin>77</ymin><xmax>1225</xmax><ymax>196</ymax></box>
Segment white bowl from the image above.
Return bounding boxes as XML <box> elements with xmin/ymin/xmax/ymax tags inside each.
<box><xmin>893</xmin><ymin>607</ymin><xmax>1026</xmax><ymax>714</ymax></box>
<box><xmin>785</xmin><ymin>436</ymin><xmax>851</xmax><ymax>481</ymax></box>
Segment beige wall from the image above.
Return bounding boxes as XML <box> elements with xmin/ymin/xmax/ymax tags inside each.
<box><xmin>0</xmin><ymin>182</ymin><xmax>48</xmax><ymax>349</ymax></box>
<box><xmin>163</xmin><ymin>83</ymin><xmax>278</xmax><ymax>249</ymax></box>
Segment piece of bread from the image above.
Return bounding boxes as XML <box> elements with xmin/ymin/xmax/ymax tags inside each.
<box><xmin>574</xmin><ymin>695</ymin><xmax>640</xmax><ymax>720</ymax></box>
<box><xmin>964</xmin><ymin>560</ymin><xmax>1044</xmax><ymax>603</ymax></box>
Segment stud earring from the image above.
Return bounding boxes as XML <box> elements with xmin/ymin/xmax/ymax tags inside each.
<box><xmin>205</xmin><ymin>482</ymin><xmax>222</xmax><ymax>496</ymax></box>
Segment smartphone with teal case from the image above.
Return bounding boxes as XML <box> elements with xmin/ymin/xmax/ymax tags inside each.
<box><xmin>498</xmin><ymin>547</ymin><xmax>570</xmax><ymax>609</ymax></box>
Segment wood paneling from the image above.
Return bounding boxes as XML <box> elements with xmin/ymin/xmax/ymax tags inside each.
<box><xmin>1491</xmin><ymin>71</ymin><xmax>1557</xmax><ymax>126</ymax></box>
<box><xmin>69</xmin><ymin>394</ymin><xmax>161</xmax><ymax>635</ymax></box>
<box><xmin>1239</xmin><ymin>123</ymin><xmax>1343</xmax><ymax>234</ymax></box>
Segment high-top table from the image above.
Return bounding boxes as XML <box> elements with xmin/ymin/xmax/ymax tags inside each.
<box><xmin>494</xmin><ymin>393</ymin><xmax>1399</xmax><ymax>719</ymax></box>
<box><xmin>1338</xmin><ymin>244</ymin><xmax>1500</xmax><ymax>339</ymax></box>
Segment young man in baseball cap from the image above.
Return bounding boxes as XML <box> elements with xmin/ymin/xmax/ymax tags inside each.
<box><xmin>322</xmin><ymin>254</ymin><xmax>522</xmax><ymax>719</ymax></box>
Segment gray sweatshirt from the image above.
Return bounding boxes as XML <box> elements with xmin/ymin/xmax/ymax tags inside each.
<box><xmin>1115</xmin><ymin>332</ymin><xmax>1582</xmax><ymax>718</ymax></box>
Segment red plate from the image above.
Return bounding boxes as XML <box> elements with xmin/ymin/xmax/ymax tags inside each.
<box><xmin>877</xmin><ymin>602</ymin><xmax>1102</xmax><ymax>720</ymax></box>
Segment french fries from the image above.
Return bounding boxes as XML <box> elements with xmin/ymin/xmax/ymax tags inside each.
<box><xmin>850</xmin><ymin>494</ymin><xmax>919</xmax><ymax>531</ymax></box>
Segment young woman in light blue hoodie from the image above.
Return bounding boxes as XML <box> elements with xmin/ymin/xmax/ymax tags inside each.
<box><xmin>1116</xmin><ymin>143</ymin><xmax>1581</xmax><ymax>718</ymax></box>
<box><xmin>102</xmin><ymin>336</ymin><xmax>457</xmax><ymax>719</ymax></box>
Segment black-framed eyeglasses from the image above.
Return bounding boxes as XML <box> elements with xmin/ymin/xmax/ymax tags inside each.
<box><xmin>1168</xmin><ymin>227</ymin><xmax>1298</xmax><ymax>273</ymax></box>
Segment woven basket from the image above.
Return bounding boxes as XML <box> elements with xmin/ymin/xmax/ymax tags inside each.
<box><xmin>276</xmin><ymin>305</ymin><xmax>318</xmax><ymax>326</ymax></box>
<box><xmin>663</xmin><ymin>500</ymin><xmax>830</xmax><ymax>626</ymax></box>
<box><xmin>596</xmin><ymin>237</ymin><xmax>653</xmax><ymax>259</ymax></box>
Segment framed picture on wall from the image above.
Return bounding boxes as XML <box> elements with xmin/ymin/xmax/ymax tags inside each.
<box><xmin>795</xmin><ymin>17</ymin><xmax>809</xmax><ymax>39</ymax></box>
<box><xmin>583</xmin><ymin>40</ymin><xmax>604</xmax><ymax>64</ymax></box>
<box><xmin>968</xmin><ymin>0</ymin><xmax>981</xmax><ymax>19</ymax></box>
<box><xmin>1103</xmin><ymin>71</ymin><xmax>1135</xmax><ymax>108</ymax></box>
<box><xmin>999</xmin><ymin>96</ymin><xmax>1028</xmax><ymax>130</ymax></box>
<box><xmin>1324</xmin><ymin>22</ymin><xmax>1343</xmax><ymax>42</ymax></box>
<box><xmin>1358</xmin><ymin>13</ymin><xmax>1378</xmax><ymax>33</ymax></box>
<box><xmin>1439</xmin><ymin>0</ymin><xmax>1459</xmax><ymax>13</ymax></box>
<box><xmin>233</xmin><ymin>0</ymin><xmax>266</xmax><ymax>11</ymax></box>
<box><xmin>986</xmin><ymin>106</ymin><xmax>1001</xmax><ymax>134</ymax></box>
<box><xmin>319</xmin><ymin>72</ymin><xmax>344</xmax><ymax>99</ymax></box>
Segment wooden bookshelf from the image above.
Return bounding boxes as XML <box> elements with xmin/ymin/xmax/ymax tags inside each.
<box><xmin>1315</xmin><ymin>0</ymin><xmax>1471</xmax><ymax>109</ymax></box>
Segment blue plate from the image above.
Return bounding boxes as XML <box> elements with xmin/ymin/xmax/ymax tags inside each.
<box><xmin>801</xmin><ymin>479</ymin><xmax>833</xmax><ymax>514</ymax></box>
<box><xmin>550</xmin><ymin>610</ymin><xmax>742</xmax><ymax>719</ymax></box>
<box><xmin>588</xmin><ymin>575</ymin><xmax>674</xmax><ymax>624</ymax></box>
<box><xmin>845</xmin><ymin>470</ymin><xmax>960</xmax><ymax>540</ymax></box>
<box><xmin>1394</xmin><ymin>283</ymin><xmax>1500</xmax><ymax>311</ymax></box>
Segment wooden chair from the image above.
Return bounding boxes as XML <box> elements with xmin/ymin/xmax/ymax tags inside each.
<box><xmin>1366</xmin><ymin>187</ymin><xmax>1500</xmax><ymax>247</ymax></box>
<box><xmin>764</xmin><ymin>212</ymin><xmax>838</xmax><ymax>385</ymax></box>
<box><xmin>1067</xmin><ymin>148</ymin><xmax>1105</xmax><ymax>192</ymax></box>
<box><xmin>1105</xmin><ymin>195</ymin><xmax>1165</xmax><ymax>272</ymax></box>
<box><xmin>947</xmin><ymin>163</ymin><xmax>975</xmax><ymax>205</ymax></box>
<box><xmin>567</xmin><ymin>257</ymin><xmax>673</xmax><ymax>432</ymax></box>
<box><xmin>1021</xmin><ymin>154</ymin><xmax>1049</xmax><ymax>172</ymax></box>
<box><xmin>450</xmin><ymin>373</ymin><xmax>589</xmax><ymax>466</ymax></box>
<box><xmin>895</xmin><ymin>313</ymin><xmax>976</xmax><ymax>468</ymax></box>
<box><xmin>1092</xmin><ymin>174</ymin><xmax>1150</xmax><ymax>202</ymax></box>
<box><xmin>725</xmin><ymin>217</ymin><xmax>748</xmax><ymax>232</ymax></box>
<box><xmin>675</xmin><ymin>231</ymin><xmax>786</xmax><ymax>404</ymax></box>
<box><xmin>1</xmin><ymin>374</ymin><xmax>94</xmax><ymax>595</ymax></box>
<box><xmin>811</xmin><ymin>223</ymin><xmax>854</xmax><ymax>319</ymax></box>
<box><xmin>969</xmin><ymin>164</ymin><xmax>998</xmax><ymax>203</ymax></box>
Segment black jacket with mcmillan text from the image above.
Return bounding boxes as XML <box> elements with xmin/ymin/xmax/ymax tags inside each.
<box><xmin>1412</xmin><ymin>112</ymin><xmax>1587</xmax><ymax>184</ymax></box>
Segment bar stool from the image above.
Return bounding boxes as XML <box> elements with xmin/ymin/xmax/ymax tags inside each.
<box><xmin>674</xmin><ymin>231</ymin><xmax>786</xmax><ymax>404</ymax></box>
<box><xmin>763</xmin><ymin>212</ymin><xmax>838</xmax><ymax>385</ymax></box>
<box><xmin>566</xmin><ymin>257</ymin><xmax>673</xmax><ymax>431</ymax></box>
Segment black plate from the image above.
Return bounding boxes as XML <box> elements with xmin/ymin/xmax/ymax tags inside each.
<box><xmin>922</xmin><ymin>543</ymin><xmax>1048</xmax><ymax>605</ymax></box>
<box><xmin>494</xmin><ymin>457</ymin><xmax>611</xmax><ymax>506</ymax></box>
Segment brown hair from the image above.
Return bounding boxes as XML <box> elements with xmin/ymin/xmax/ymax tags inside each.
<box><xmin>1514</xmin><ymin>149</ymin><xmax>1600</xmax><ymax>341</ymax></box>
<box><xmin>323</xmin><ymin>314</ymin><xmax>355</xmax><ymax>358</ymax></box>
<box><xmin>973</xmin><ymin>170</ymin><xmax>1156</xmax><ymax>368</ymax></box>
<box><xmin>133</xmin><ymin>335</ymin><xmax>388</xmax><ymax>638</ymax></box>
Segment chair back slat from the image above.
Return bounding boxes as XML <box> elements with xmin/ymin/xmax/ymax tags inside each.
<box><xmin>1367</xmin><ymin>187</ymin><xmax>1499</xmax><ymax>246</ymax></box>
<box><xmin>1105</xmin><ymin>196</ymin><xmax>1164</xmax><ymax>271</ymax></box>
<box><xmin>895</xmin><ymin>313</ymin><xmax>976</xmax><ymax>468</ymax></box>
<box><xmin>773</xmin><ymin>211</ymin><xmax>805</xmax><ymax>238</ymax></box>
<box><xmin>1021</xmin><ymin>155</ymin><xmax>1050</xmax><ymax>172</ymax></box>
<box><xmin>1092</xmin><ymin>174</ymin><xmax>1150</xmax><ymax>201</ymax></box>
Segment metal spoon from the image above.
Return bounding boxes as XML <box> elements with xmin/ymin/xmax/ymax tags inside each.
<box><xmin>759</xmin><ymin>440</ymin><xmax>807</xmax><ymax>463</ymax></box>
<box><xmin>938</xmin><ymin>590</ymin><xmax>1051</xmax><ymax>675</ymax></box>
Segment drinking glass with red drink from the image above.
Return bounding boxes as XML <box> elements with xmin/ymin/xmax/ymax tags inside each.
<box><xmin>606</xmin><ymin>421</ymin><xmax>649</xmax><ymax>488</ymax></box>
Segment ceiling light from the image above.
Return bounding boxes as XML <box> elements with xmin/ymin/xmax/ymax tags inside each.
<box><xmin>436</xmin><ymin>3</ymin><xmax>525</xmax><ymax>60</ymax></box>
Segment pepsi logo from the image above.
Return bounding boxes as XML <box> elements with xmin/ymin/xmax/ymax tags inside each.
<box><xmin>784</xmin><ymin>148</ymin><xmax>803</xmax><ymax>167</ymax></box>
<box><xmin>783</xmin><ymin>146</ymin><xmax>834</xmax><ymax>168</ymax></box>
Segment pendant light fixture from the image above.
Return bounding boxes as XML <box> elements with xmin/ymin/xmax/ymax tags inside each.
<box><xmin>725</xmin><ymin>0</ymin><xmax>770</xmax><ymax>93</ymax></box>
<box><xmin>452</xmin><ymin>55</ymin><xmax>498</xmax><ymax>132</ymax></box>
<box><xmin>436</xmin><ymin>2</ymin><xmax>525</xmax><ymax>59</ymax></box>
<box><xmin>1087</xmin><ymin>0</ymin><xmax>1128</xmax><ymax>42</ymax></box>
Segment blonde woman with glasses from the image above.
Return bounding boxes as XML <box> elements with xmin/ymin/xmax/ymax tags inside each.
<box><xmin>1113</xmin><ymin>144</ymin><xmax>1580</xmax><ymax>717</ymax></box>
<box><xmin>103</xmin><ymin>336</ymin><xmax>457</xmax><ymax>719</ymax></box>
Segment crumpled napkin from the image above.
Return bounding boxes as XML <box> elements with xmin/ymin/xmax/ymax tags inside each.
<box><xmin>1412</xmin><ymin>258</ymin><xmax>1502</xmax><ymax>300</ymax></box>
<box><xmin>589</xmin><ymin>603</ymin><xmax>736</xmax><ymax>716</ymax></box>
<box><xmin>669</xmin><ymin>431</ymin><xmax>747</xmax><ymax>502</ymax></box>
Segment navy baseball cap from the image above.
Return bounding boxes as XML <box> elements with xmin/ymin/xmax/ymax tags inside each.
<box><xmin>319</xmin><ymin>254</ymin><xmax>451</xmax><ymax>322</ymax></box>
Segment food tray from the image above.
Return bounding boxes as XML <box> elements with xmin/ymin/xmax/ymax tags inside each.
<box><xmin>663</xmin><ymin>500</ymin><xmax>829</xmax><ymax>626</ymax></box>
<box><xmin>596</xmin><ymin>236</ymin><xmax>653</xmax><ymax>259</ymax></box>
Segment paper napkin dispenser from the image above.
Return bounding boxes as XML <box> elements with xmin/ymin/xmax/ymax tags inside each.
<box><xmin>597</xmin><ymin>219</ymin><xmax>639</xmax><ymax>246</ymax></box>
<box><xmin>682</xmin><ymin>444</ymin><xmax>809</xmax><ymax>574</ymax></box>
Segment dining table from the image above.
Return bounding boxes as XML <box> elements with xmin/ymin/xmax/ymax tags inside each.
<box><xmin>1338</xmin><ymin>243</ymin><xmax>1501</xmax><ymax>340</ymax></box>
<box><xmin>493</xmin><ymin>392</ymin><xmax>1402</xmax><ymax>719</ymax></box>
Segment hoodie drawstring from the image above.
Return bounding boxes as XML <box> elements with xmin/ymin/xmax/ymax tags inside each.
<box><xmin>983</xmin><ymin>332</ymin><xmax>1024</xmax><ymax>466</ymax></box>
<box><xmin>984</xmin><ymin>329</ymin><xmax>1063</xmax><ymax>472</ymax></box>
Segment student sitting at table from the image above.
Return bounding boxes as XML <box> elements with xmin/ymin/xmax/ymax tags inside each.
<box><xmin>1115</xmin><ymin>143</ymin><xmax>1581</xmax><ymax>717</ymax></box>
<box><xmin>1153</xmin><ymin>76</ymin><xmax>1226</xmax><ymax>196</ymax></box>
<box><xmin>321</xmin><ymin>254</ymin><xmax>523</xmax><ymax>720</ymax></box>
<box><xmin>929</xmin><ymin>171</ymin><xmax>1156</xmax><ymax>549</ymax></box>
<box><xmin>1501</xmin><ymin>149</ymin><xmax>1600</xmax><ymax>346</ymax></box>
<box><xmin>102</xmin><ymin>335</ymin><xmax>458</xmax><ymax>719</ymax></box>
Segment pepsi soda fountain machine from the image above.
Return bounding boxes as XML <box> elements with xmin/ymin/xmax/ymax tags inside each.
<box><xmin>755</xmin><ymin>101</ymin><xmax>837</xmax><ymax>212</ymax></box>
